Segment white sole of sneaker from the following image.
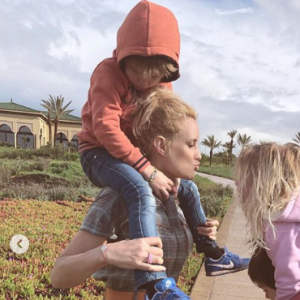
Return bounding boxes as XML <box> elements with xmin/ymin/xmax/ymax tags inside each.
<box><xmin>206</xmin><ymin>266</ymin><xmax>248</xmax><ymax>276</ymax></box>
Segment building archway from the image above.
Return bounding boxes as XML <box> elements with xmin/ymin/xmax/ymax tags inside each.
<box><xmin>55</xmin><ymin>132</ymin><xmax>69</xmax><ymax>148</ymax></box>
<box><xmin>71</xmin><ymin>134</ymin><xmax>78</xmax><ymax>150</ymax></box>
<box><xmin>17</xmin><ymin>126</ymin><xmax>34</xmax><ymax>149</ymax></box>
<box><xmin>0</xmin><ymin>124</ymin><xmax>15</xmax><ymax>146</ymax></box>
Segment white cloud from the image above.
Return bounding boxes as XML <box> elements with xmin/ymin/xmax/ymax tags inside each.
<box><xmin>215</xmin><ymin>7</ymin><xmax>254</xmax><ymax>16</ymax></box>
<box><xmin>0</xmin><ymin>0</ymin><xmax>299</xmax><ymax>152</ymax></box>
<box><xmin>178</xmin><ymin>1</ymin><xmax>300</xmax><ymax>114</ymax></box>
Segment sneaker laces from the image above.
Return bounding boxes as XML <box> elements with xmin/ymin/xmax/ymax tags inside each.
<box><xmin>225</xmin><ymin>250</ymin><xmax>240</xmax><ymax>260</ymax></box>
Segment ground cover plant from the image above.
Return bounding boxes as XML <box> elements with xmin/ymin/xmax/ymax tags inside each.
<box><xmin>0</xmin><ymin>146</ymin><xmax>233</xmax><ymax>299</ymax></box>
<box><xmin>1</xmin><ymin>199</ymin><xmax>105</xmax><ymax>299</ymax></box>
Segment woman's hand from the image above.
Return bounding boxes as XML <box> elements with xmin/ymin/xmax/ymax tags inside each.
<box><xmin>105</xmin><ymin>237</ymin><xmax>166</xmax><ymax>271</ymax></box>
<box><xmin>197</xmin><ymin>218</ymin><xmax>219</xmax><ymax>240</ymax></box>
<box><xmin>149</xmin><ymin>170</ymin><xmax>174</xmax><ymax>201</ymax></box>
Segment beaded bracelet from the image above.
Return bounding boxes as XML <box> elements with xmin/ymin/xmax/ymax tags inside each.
<box><xmin>148</xmin><ymin>167</ymin><xmax>157</xmax><ymax>182</ymax></box>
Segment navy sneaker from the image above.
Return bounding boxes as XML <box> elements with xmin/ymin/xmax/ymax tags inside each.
<box><xmin>205</xmin><ymin>247</ymin><xmax>250</xmax><ymax>276</ymax></box>
<box><xmin>145</xmin><ymin>277</ymin><xmax>190</xmax><ymax>300</ymax></box>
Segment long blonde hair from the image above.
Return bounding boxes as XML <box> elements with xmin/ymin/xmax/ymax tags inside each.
<box><xmin>235</xmin><ymin>142</ymin><xmax>300</xmax><ymax>248</ymax></box>
<box><xmin>132</xmin><ymin>88</ymin><xmax>197</xmax><ymax>156</ymax></box>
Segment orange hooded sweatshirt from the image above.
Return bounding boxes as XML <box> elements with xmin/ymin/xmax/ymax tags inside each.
<box><xmin>77</xmin><ymin>0</ymin><xmax>180</xmax><ymax>173</ymax></box>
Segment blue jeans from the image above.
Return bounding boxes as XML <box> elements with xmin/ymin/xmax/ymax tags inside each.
<box><xmin>178</xmin><ymin>180</ymin><xmax>217</xmax><ymax>253</ymax></box>
<box><xmin>80</xmin><ymin>147</ymin><xmax>166</xmax><ymax>288</ymax></box>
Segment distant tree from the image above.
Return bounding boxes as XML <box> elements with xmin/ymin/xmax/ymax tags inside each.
<box><xmin>227</xmin><ymin>129</ymin><xmax>238</xmax><ymax>163</ymax></box>
<box><xmin>222</xmin><ymin>141</ymin><xmax>236</xmax><ymax>165</ymax></box>
<box><xmin>201</xmin><ymin>135</ymin><xmax>222</xmax><ymax>166</ymax></box>
<box><xmin>292</xmin><ymin>132</ymin><xmax>300</xmax><ymax>145</ymax></box>
<box><xmin>223</xmin><ymin>149</ymin><xmax>229</xmax><ymax>165</ymax></box>
<box><xmin>237</xmin><ymin>133</ymin><xmax>251</xmax><ymax>151</ymax></box>
<box><xmin>41</xmin><ymin>98</ymin><xmax>53</xmax><ymax>147</ymax></box>
<box><xmin>50</xmin><ymin>95</ymin><xmax>74</xmax><ymax>146</ymax></box>
<box><xmin>214</xmin><ymin>149</ymin><xmax>229</xmax><ymax>165</ymax></box>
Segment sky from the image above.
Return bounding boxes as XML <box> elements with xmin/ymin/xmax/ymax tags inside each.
<box><xmin>1</xmin><ymin>0</ymin><xmax>299</xmax><ymax>154</ymax></box>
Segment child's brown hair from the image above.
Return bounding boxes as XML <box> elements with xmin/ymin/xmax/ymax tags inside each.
<box><xmin>248</xmin><ymin>246</ymin><xmax>276</xmax><ymax>289</ymax></box>
<box><xmin>124</xmin><ymin>55</ymin><xmax>178</xmax><ymax>82</ymax></box>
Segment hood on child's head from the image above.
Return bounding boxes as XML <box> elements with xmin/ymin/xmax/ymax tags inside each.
<box><xmin>115</xmin><ymin>0</ymin><xmax>180</xmax><ymax>82</ymax></box>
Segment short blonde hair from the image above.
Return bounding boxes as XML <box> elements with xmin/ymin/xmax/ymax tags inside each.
<box><xmin>235</xmin><ymin>142</ymin><xmax>300</xmax><ymax>248</ymax></box>
<box><xmin>132</xmin><ymin>88</ymin><xmax>197</xmax><ymax>156</ymax></box>
<box><xmin>124</xmin><ymin>55</ymin><xmax>178</xmax><ymax>81</ymax></box>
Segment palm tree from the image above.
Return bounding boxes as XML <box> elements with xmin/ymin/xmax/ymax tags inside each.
<box><xmin>49</xmin><ymin>95</ymin><xmax>74</xmax><ymax>146</ymax></box>
<box><xmin>292</xmin><ymin>132</ymin><xmax>300</xmax><ymax>145</ymax></box>
<box><xmin>201</xmin><ymin>135</ymin><xmax>222</xmax><ymax>166</ymax></box>
<box><xmin>41</xmin><ymin>98</ymin><xmax>53</xmax><ymax>146</ymax></box>
<box><xmin>222</xmin><ymin>141</ymin><xmax>235</xmax><ymax>165</ymax></box>
<box><xmin>237</xmin><ymin>133</ymin><xmax>251</xmax><ymax>151</ymax></box>
<box><xmin>227</xmin><ymin>129</ymin><xmax>238</xmax><ymax>163</ymax></box>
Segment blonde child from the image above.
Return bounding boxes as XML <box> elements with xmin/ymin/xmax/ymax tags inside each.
<box><xmin>236</xmin><ymin>143</ymin><xmax>300</xmax><ymax>300</ymax></box>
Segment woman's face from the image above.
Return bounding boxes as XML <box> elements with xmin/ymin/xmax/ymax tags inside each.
<box><xmin>163</xmin><ymin>117</ymin><xmax>201</xmax><ymax>180</ymax></box>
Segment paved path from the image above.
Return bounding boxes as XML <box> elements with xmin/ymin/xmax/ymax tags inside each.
<box><xmin>190</xmin><ymin>173</ymin><xmax>265</xmax><ymax>300</ymax></box>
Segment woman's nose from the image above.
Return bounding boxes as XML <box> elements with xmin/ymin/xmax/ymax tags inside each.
<box><xmin>196</xmin><ymin>149</ymin><xmax>202</xmax><ymax>161</ymax></box>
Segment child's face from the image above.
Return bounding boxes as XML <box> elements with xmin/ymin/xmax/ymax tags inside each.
<box><xmin>124</xmin><ymin>62</ymin><xmax>162</xmax><ymax>91</ymax></box>
<box><xmin>257</xmin><ymin>283</ymin><xmax>276</xmax><ymax>300</ymax></box>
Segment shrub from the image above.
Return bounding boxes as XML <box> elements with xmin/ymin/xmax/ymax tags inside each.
<box><xmin>0</xmin><ymin>145</ymin><xmax>79</xmax><ymax>161</ymax></box>
<box><xmin>201</xmin><ymin>193</ymin><xmax>226</xmax><ymax>219</ymax></box>
<box><xmin>0</xmin><ymin>141</ymin><xmax>14</xmax><ymax>147</ymax></box>
<box><xmin>45</xmin><ymin>161</ymin><xmax>85</xmax><ymax>181</ymax></box>
<box><xmin>0</xmin><ymin>160</ymin><xmax>49</xmax><ymax>179</ymax></box>
<box><xmin>0</xmin><ymin>164</ymin><xmax>13</xmax><ymax>187</ymax></box>
<box><xmin>0</xmin><ymin>182</ymin><xmax>99</xmax><ymax>201</ymax></box>
<box><xmin>193</xmin><ymin>176</ymin><xmax>233</xmax><ymax>219</ymax></box>
<box><xmin>0</xmin><ymin>183</ymin><xmax>48</xmax><ymax>200</ymax></box>
<box><xmin>35</xmin><ymin>145</ymin><xmax>79</xmax><ymax>161</ymax></box>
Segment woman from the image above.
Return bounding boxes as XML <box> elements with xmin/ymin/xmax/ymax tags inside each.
<box><xmin>51</xmin><ymin>89</ymin><xmax>235</xmax><ymax>300</ymax></box>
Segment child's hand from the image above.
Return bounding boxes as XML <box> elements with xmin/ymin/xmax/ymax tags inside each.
<box><xmin>149</xmin><ymin>170</ymin><xmax>174</xmax><ymax>201</ymax></box>
<box><xmin>197</xmin><ymin>218</ymin><xmax>219</xmax><ymax>240</ymax></box>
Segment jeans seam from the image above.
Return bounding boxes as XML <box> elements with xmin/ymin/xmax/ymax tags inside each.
<box><xmin>180</xmin><ymin>181</ymin><xmax>203</xmax><ymax>226</ymax></box>
<box><xmin>92</xmin><ymin>159</ymin><xmax>156</xmax><ymax>239</ymax></box>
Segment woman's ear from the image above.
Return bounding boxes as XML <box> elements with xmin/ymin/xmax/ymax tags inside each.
<box><xmin>153</xmin><ymin>136</ymin><xmax>167</xmax><ymax>156</ymax></box>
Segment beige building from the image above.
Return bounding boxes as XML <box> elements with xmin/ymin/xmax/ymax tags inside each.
<box><xmin>0</xmin><ymin>100</ymin><xmax>82</xmax><ymax>149</ymax></box>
